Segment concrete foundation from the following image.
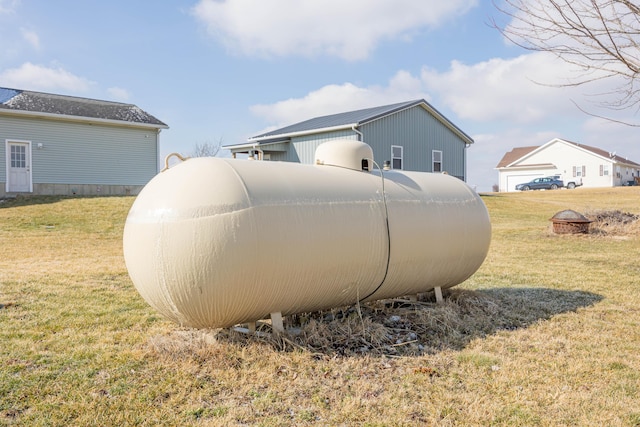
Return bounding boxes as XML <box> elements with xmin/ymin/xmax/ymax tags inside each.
<box><xmin>0</xmin><ymin>183</ymin><xmax>143</xmax><ymax>198</ymax></box>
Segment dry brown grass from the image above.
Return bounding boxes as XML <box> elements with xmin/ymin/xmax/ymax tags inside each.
<box><xmin>2</xmin><ymin>188</ymin><xmax>640</xmax><ymax>426</ymax></box>
<box><xmin>585</xmin><ymin>209</ymin><xmax>640</xmax><ymax>236</ymax></box>
<box><xmin>197</xmin><ymin>287</ymin><xmax>602</xmax><ymax>359</ymax></box>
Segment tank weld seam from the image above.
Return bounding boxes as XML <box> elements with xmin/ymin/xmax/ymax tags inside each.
<box><xmin>359</xmin><ymin>160</ymin><xmax>391</xmax><ymax>303</ymax></box>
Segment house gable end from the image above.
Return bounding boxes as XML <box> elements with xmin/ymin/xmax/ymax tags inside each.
<box><xmin>500</xmin><ymin>138</ymin><xmax>620</xmax><ymax>169</ymax></box>
<box><xmin>245</xmin><ymin>99</ymin><xmax>473</xmax><ymax>146</ymax></box>
<box><xmin>247</xmin><ymin>100</ymin><xmax>420</xmax><ymax>142</ymax></box>
<box><xmin>509</xmin><ymin>138</ymin><xmax>569</xmax><ymax>167</ymax></box>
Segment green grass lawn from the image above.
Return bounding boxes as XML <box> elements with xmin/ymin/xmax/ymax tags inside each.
<box><xmin>1</xmin><ymin>188</ymin><xmax>639</xmax><ymax>426</ymax></box>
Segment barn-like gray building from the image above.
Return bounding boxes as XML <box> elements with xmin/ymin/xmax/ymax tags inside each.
<box><xmin>226</xmin><ymin>99</ymin><xmax>473</xmax><ymax>181</ymax></box>
<box><xmin>0</xmin><ymin>87</ymin><xmax>168</xmax><ymax>197</ymax></box>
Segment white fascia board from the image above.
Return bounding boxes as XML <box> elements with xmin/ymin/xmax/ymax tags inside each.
<box><xmin>224</xmin><ymin>143</ymin><xmax>254</xmax><ymax>150</ymax></box>
<box><xmin>224</xmin><ymin>139</ymin><xmax>291</xmax><ymax>150</ymax></box>
<box><xmin>506</xmin><ymin>138</ymin><xmax>564</xmax><ymax>167</ymax></box>
<box><xmin>245</xmin><ymin>101</ymin><xmax>474</xmax><ymax>146</ymax></box>
<box><xmin>415</xmin><ymin>103</ymin><xmax>474</xmax><ymax>145</ymax></box>
<box><xmin>513</xmin><ymin>138</ymin><xmax>622</xmax><ymax>167</ymax></box>
<box><xmin>247</xmin><ymin>123</ymin><xmax>357</xmax><ymax>143</ymax></box>
<box><xmin>0</xmin><ymin>108</ymin><xmax>168</xmax><ymax>130</ymax></box>
<box><xmin>359</xmin><ymin>101</ymin><xmax>474</xmax><ymax>145</ymax></box>
<box><xmin>496</xmin><ymin>163</ymin><xmax>556</xmax><ymax>171</ymax></box>
<box><xmin>615</xmin><ymin>158</ymin><xmax>640</xmax><ymax>168</ymax></box>
<box><xmin>563</xmin><ymin>142</ymin><xmax>614</xmax><ymax>163</ymax></box>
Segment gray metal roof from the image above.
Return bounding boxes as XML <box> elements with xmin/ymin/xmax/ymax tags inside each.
<box><xmin>250</xmin><ymin>100</ymin><xmax>421</xmax><ymax>139</ymax></box>
<box><xmin>246</xmin><ymin>99</ymin><xmax>472</xmax><ymax>145</ymax></box>
<box><xmin>0</xmin><ymin>87</ymin><xmax>168</xmax><ymax>128</ymax></box>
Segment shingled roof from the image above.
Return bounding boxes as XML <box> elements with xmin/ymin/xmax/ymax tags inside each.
<box><xmin>496</xmin><ymin>138</ymin><xmax>640</xmax><ymax>168</ymax></box>
<box><xmin>567</xmin><ymin>141</ymin><xmax>640</xmax><ymax>167</ymax></box>
<box><xmin>496</xmin><ymin>146</ymin><xmax>538</xmax><ymax>168</ymax></box>
<box><xmin>0</xmin><ymin>87</ymin><xmax>167</xmax><ymax>128</ymax></box>
<box><xmin>244</xmin><ymin>99</ymin><xmax>473</xmax><ymax>145</ymax></box>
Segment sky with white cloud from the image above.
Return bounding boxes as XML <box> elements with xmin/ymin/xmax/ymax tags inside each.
<box><xmin>0</xmin><ymin>0</ymin><xmax>638</xmax><ymax>191</ymax></box>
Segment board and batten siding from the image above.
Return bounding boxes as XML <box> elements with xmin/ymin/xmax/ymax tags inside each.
<box><xmin>0</xmin><ymin>115</ymin><xmax>158</xmax><ymax>186</ymax></box>
<box><xmin>291</xmin><ymin>130</ymin><xmax>358</xmax><ymax>164</ymax></box>
<box><xmin>361</xmin><ymin>106</ymin><xmax>467</xmax><ymax>178</ymax></box>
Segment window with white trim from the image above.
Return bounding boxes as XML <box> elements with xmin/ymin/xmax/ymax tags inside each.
<box><xmin>391</xmin><ymin>145</ymin><xmax>403</xmax><ymax>170</ymax></box>
<box><xmin>600</xmin><ymin>164</ymin><xmax>609</xmax><ymax>176</ymax></box>
<box><xmin>573</xmin><ymin>165</ymin><xmax>586</xmax><ymax>177</ymax></box>
<box><xmin>432</xmin><ymin>150</ymin><xmax>443</xmax><ymax>172</ymax></box>
<box><xmin>11</xmin><ymin>145</ymin><xmax>26</xmax><ymax>168</ymax></box>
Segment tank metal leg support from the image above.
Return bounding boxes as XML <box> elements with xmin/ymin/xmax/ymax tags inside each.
<box><xmin>270</xmin><ymin>312</ymin><xmax>284</xmax><ymax>334</ymax></box>
<box><xmin>434</xmin><ymin>287</ymin><xmax>443</xmax><ymax>304</ymax></box>
<box><xmin>247</xmin><ymin>321</ymin><xmax>256</xmax><ymax>333</ymax></box>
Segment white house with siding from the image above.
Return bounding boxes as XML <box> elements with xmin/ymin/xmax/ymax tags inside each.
<box><xmin>0</xmin><ymin>87</ymin><xmax>168</xmax><ymax>197</ymax></box>
<box><xmin>496</xmin><ymin>138</ymin><xmax>640</xmax><ymax>192</ymax></box>
<box><xmin>225</xmin><ymin>100</ymin><xmax>474</xmax><ymax>181</ymax></box>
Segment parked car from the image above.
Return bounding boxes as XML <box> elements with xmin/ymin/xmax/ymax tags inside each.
<box><xmin>516</xmin><ymin>176</ymin><xmax>564</xmax><ymax>191</ymax></box>
<box><xmin>557</xmin><ymin>175</ymin><xmax>582</xmax><ymax>189</ymax></box>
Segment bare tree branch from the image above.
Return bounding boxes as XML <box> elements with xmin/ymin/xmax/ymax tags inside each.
<box><xmin>492</xmin><ymin>0</ymin><xmax>640</xmax><ymax>123</ymax></box>
<box><xmin>191</xmin><ymin>137</ymin><xmax>223</xmax><ymax>157</ymax></box>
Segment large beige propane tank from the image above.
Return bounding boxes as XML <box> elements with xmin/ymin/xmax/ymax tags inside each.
<box><xmin>123</xmin><ymin>140</ymin><xmax>491</xmax><ymax>328</ymax></box>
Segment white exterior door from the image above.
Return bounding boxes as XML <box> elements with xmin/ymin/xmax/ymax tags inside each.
<box><xmin>6</xmin><ymin>140</ymin><xmax>32</xmax><ymax>193</ymax></box>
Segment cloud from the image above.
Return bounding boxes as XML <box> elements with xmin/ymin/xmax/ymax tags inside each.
<box><xmin>192</xmin><ymin>0</ymin><xmax>477</xmax><ymax>60</ymax></box>
<box><xmin>0</xmin><ymin>0</ymin><xmax>19</xmax><ymax>14</ymax></box>
<box><xmin>107</xmin><ymin>86</ymin><xmax>130</xmax><ymax>101</ymax></box>
<box><xmin>423</xmin><ymin>51</ymin><xmax>640</xmax><ymax>128</ymax></box>
<box><xmin>0</xmin><ymin>62</ymin><xmax>94</xmax><ymax>93</ymax></box>
<box><xmin>246</xmin><ymin>52</ymin><xmax>640</xmax><ymax>191</ymax></box>
<box><xmin>20</xmin><ymin>28</ymin><xmax>40</xmax><ymax>50</ymax></box>
<box><xmin>250</xmin><ymin>70</ymin><xmax>429</xmax><ymax>126</ymax></box>
<box><xmin>498</xmin><ymin>1</ymin><xmax>640</xmax><ymax>116</ymax></box>
<box><xmin>420</xmin><ymin>52</ymin><xmax>588</xmax><ymax>123</ymax></box>
<box><xmin>581</xmin><ymin>117</ymin><xmax>640</xmax><ymax>159</ymax></box>
<box><xmin>249</xmin><ymin>53</ymin><xmax>584</xmax><ymax>128</ymax></box>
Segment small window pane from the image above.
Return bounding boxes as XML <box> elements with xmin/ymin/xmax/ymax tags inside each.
<box><xmin>432</xmin><ymin>150</ymin><xmax>443</xmax><ymax>173</ymax></box>
<box><xmin>391</xmin><ymin>145</ymin><xmax>403</xmax><ymax>170</ymax></box>
<box><xmin>10</xmin><ymin>145</ymin><xmax>26</xmax><ymax>168</ymax></box>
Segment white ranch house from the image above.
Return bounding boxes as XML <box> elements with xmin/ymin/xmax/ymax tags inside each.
<box><xmin>496</xmin><ymin>138</ymin><xmax>640</xmax><ymax>192</ymax></box>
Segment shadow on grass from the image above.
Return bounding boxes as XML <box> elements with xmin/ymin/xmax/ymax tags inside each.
<box><xmin>0</xmin><ymin>195</ymin><xmax>73</xmax><ymax>208</ymax></box>
<box><xmin>0</xmin><ymin>195</ymin><xmax>129</xmax><ymax>209</ymax></box>
<box><xmin>151</xmin><ymin>287</ymin><xmax>603</xmax><ymax>359</ymax></box>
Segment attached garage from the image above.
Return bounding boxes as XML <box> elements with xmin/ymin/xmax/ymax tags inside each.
<box><xmin>496</xmin><ymin>138</ymin><xmax>640</xmax><ymax>192</ymax></box>
<box><xmin>506</xmin><ymin>173</ymin><xmax>544</xmax><ymax>192</ymax></box>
